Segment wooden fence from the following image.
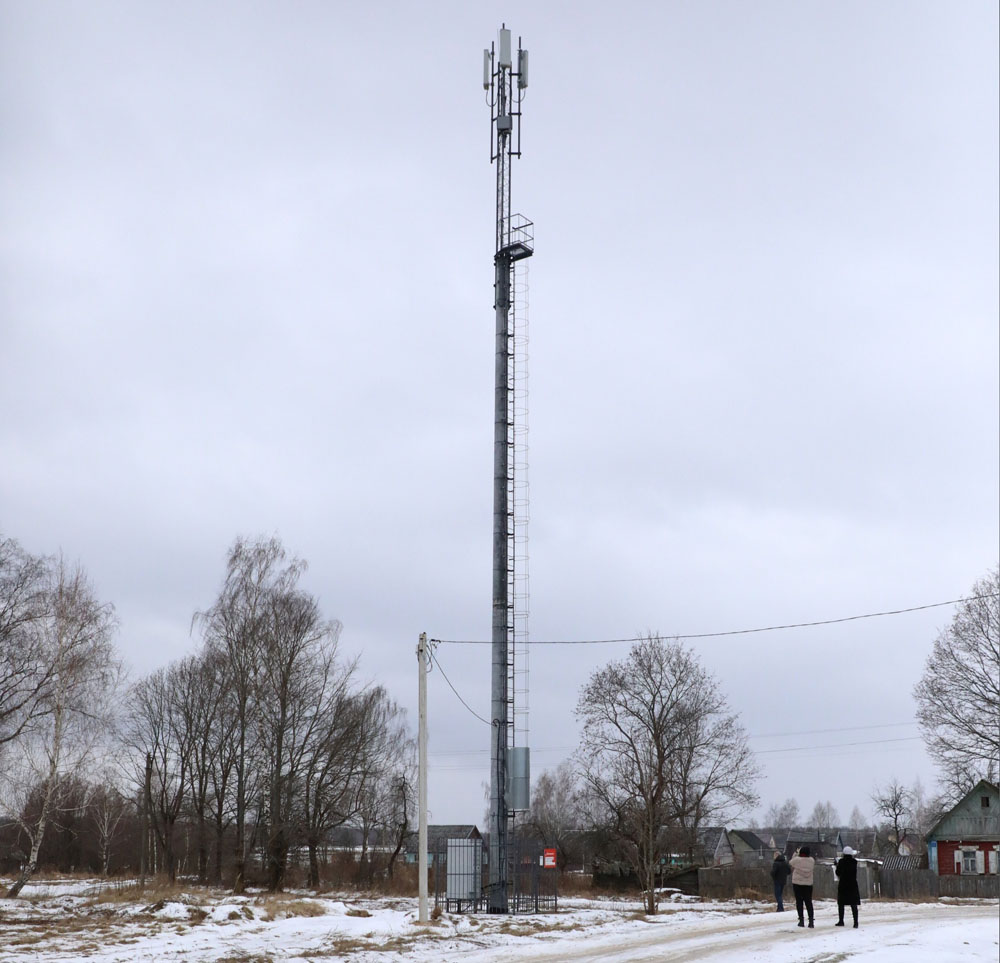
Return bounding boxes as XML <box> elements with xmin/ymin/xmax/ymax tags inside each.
<box><xmin>696</xmin><ymin>862</ymin><xmax>1000</xmax><ymax>901</ymax></box>
<box><xmin>877</xmin><ymin>869</ymin><xmax>999</xmax><ymax>899</ymax></box>
<box><xmin>698</xmin><ymin>864</ymin><xmax>873</xmax><ymax>901</ymax></box>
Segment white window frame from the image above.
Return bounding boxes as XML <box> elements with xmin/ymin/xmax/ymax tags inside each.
<box><xmin>961</xmin><ymin>848</ymin><xmax>979</xmax><ymax>875</ymax></box>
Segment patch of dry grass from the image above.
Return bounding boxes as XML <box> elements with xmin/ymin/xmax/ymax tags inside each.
<box><xmin>492</xmin><ymin>917</ymin><xmax>586</xmax><ymax>937</ymax></box>
<box><xmin>312</xmin><ymin>934</ymin><xmax>418</xmax><ymax>956</ymax></box>
<box><xmin>91</xmin><ymin>877</ymin><xmax>198</xmax><ymax>906</ymax></box>
<box><xmin>214</xmin><ymin>955</ymin><xmax>276</xmax><ymax>963</ymax></box>
<box><xmin>254</xmin><ymin>895</ymin><xmax>327</xmax><ymax>921</ymax></box>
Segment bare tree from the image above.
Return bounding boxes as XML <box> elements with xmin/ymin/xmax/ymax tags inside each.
<box><xmin>256</xmin><ymin>587</ymin><xmax>344</xmax><ymax>891</ymax></box>
<box><xmin>124</xmin><ymin>665</ymin><xmax>192</xmax><ymax>882</ymax></box>
<box><xmin>354</xmin><ymin>691</ymin><xmax>414</xmax><ymax>883</ymax></box>
<box><xmin>195</xmin><ymin>535</ymin><xmax>303</xmax><ymax>893</ymax></box>
<box><xmin>206</xmin><ymin>670</ymin><xmax>239</xmax><ymax>884</ymax></box>
<box><xmin>4</xmin><ymin>559</ymin><xmax>120</xmax><ymax>897</ymax></box>
<box><xmin>913</xmin><ymin>568</ymin><xmax>1000</xmax><ymax>797</ymax></box>
<box><xmin>527</xmin><ymin>761</ymin><xmax>584</xmax><ymax>871</ymax></box>
<box><xmin>808</xmin><ymin>800</ymin><xmax>839</xmax><ymax>828</ymax></box>
<box><xmin>0</xmin><ymin>537</ymin><xmax>52</xmax><ymax>754</ymax></box>
<box><xmin>871</xmin><ymin>779</ymin><xmax>913</xmax><ymax>854</ymax></box>
<box><xmin>576</xmin><ymin>637</ymin><xmax>759</xmax><ymax>914</ymax></box>
<box><xmin>763</xmin><ymin>798</ymin><xmax>800</xmax><ymax>828</ymax></box>
<box><xmin>381</xmin><ymin>769</ymin><xmax>416</xmax><ymax>881</ymax></box>
<box><xmin>89</xmin><ymin>775</ymin><xmax>130</xmax><ymax>876</ymax></box>
<box><xmin>300</xmin><ymin>686</ymin><xmax>371</xmax><ymax>887</ymax></box>
<box><xmin>173</xmin><ymin>653</ymin><xmax>225</xmax><ymax>882</ymax></box>
<box><xmin>849</xmin><ymin>805</ymin><xmax>867</xmax><ymax>831</ymax></box>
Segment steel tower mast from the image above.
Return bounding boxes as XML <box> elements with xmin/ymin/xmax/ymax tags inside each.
<box><xmin>484</xmin><ymin>25</ymin><xmax>532</xmax><ymax>913</ymax></box>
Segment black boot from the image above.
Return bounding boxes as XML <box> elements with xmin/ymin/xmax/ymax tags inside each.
<box><xmin>797</xmin><ymin>919</ymin><xmax>804</xmax><ymax>927</ymax></box>
<box><xmin>808</xmin><ymin>920</ymin><xmax>814</xmax><ymax>928</ymax></box>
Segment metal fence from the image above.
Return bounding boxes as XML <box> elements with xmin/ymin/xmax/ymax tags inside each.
<box><xmin>432</xmin><ymin>837</ymin><xmax>557</xmax><ymax>914</ymax></box>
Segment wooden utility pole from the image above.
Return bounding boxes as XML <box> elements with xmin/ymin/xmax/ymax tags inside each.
<box><xmin>417</xmin><ymin>632</ymin><xmax>429</xmax><ymax>923</ymax></box>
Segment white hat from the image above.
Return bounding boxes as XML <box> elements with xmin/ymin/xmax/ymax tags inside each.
<box><xmin>843</xmin><ymin>846</ymin><xmax>856</xmax><ymax>856</ymax></box>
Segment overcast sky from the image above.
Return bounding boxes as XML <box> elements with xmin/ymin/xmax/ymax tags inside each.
<box><xmin>2</xmin><ymin>1</ymin><xmax>997</xmax><ymax>828</ymax></box>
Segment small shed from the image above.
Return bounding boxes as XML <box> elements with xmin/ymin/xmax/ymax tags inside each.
<box><xmin>926</xmin><ymin>780</ymin><xmax>999</xmax><ymax>876</ymax></box>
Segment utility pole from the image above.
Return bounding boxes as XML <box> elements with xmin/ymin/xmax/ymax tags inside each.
<box><xmin>484</xmin><ymin>25</ymin><xmax>532</xmax><ymax>914</ymax></box>
<box><xmin>416</xmin><ymin>632</ymin><xmax>429</xmax><ymax>923</ymax></box>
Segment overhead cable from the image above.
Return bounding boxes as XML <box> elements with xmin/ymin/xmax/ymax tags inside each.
<box><xmin>431</xmin><ymin>594</ymin><xmax>995</xmax><ymax>646</ymax></box>
<box><xmin>429</xmin><ymin>647</ymin><xmax>491</xmax><ymax>726</ymax></box>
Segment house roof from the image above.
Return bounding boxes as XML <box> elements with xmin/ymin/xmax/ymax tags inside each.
<box><xmin>729</xmin><ymin>830</ymin><xmax>767</xmax><ymax>851</ymax></box>
<box><xmin>881</xmin><ymin>853</ymin><xmax>927</xmax><ymax>871</ymax></box>
<box><xmin>785</xmin><ymin>829</ymin><xmax>825</xmax><ymax>844</ymax></box>
<box><xmin>696</xmin><ymin>826</ymin><xmax>727</xmax><ymax>851</ymax></box>
<box><xmin>926</xmin><ymin>780</ymin><xmax>1000</xmax><ymax>840</ymax></box>
<box><xmin>836</xmin><ymin>829</ymin><xmax>879</xmax><ymax>853</ymax></box>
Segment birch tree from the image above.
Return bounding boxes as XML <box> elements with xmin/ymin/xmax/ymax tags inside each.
<box><xmin>0</xmin><ymin>537</ymin><xmax>52</xmax><ymax>754</ymax></box>
<box><xmin>4</xmin><ymin>559</ymin><xmax>120</xmax><ymax>897</ymax></box>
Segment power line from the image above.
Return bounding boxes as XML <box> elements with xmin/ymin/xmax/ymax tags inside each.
<box><xmin>432</xmin><ymin>594</ymin><xmax>993</xmax><ymax>646</ymax></box>
<box><xmin>428</xmin><ymin>736</ymin><xmax>926</xmax><ymax>770</ymax></box>
<box><xmin>751</xmin><ymin>721</ymin><xmax>916</xmax><ymax>740</ymax></box>
<box><xmin>428</xmin><ymin>646</ymin><xmax>491</xmax><ymax>726</ymax></box>
<box><xmin>755</xmin><ymin>736</ymin><xmax>922</xmax><ymax>754</ymax></box>
<box><xmin>428</xmin><ymin>643</ymin><xmax>923</xmax><ymax>746</ymax></box>
<box><xmin>428</xmin><ymin>725</ymin><xmax>919</xmax><ymax>757</ymax></box>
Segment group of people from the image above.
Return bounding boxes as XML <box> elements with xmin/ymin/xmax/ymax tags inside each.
<box><xmin>769</xmin><ymin>845</ymin><xmax>861</xmax><ymax>928</ymax></box>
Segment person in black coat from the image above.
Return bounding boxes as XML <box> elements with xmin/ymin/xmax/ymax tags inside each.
<box><xmin>769</xmin><ymin>852</ymin><xmax>791</xmax><ymax>911</ymax></box>
<box><xmin>835</xmin><ymin>846</ymin><xmax>861</xmax><ymax>927</ymax></box>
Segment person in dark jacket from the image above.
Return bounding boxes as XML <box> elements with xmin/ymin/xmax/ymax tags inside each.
<box><xmin>769</xmin><ymin>852</ymin><xmax>791</xmax><ymax>911</ymax></box>
<box><xmin>835</xmin><ymin>846</ymin><xmax>861</xmax><ymax>928</ymax></box>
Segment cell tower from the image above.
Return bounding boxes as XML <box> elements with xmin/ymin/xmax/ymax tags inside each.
<box><xmin>484</xmin><ymin>25</ymin><xmax>532</xmax><ymax>913</ymax></box>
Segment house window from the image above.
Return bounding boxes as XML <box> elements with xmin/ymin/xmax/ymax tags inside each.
<box><xmin>962</xmin><ymin>850</ymin><xmax>978</xmax><ymax>874</ymax></box>
<box><xmin>982</xmin><ymin>796</ymin><xmax>991</xmax><ymax>808</ymax></box>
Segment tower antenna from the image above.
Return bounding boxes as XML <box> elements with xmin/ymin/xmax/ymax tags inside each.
<box><xmin>484</xmin><ymin>24</ymin><xmax>532</xmax><ymax>914</ymax></box>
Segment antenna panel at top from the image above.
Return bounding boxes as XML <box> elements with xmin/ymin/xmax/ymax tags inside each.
<box><xmin>483</xmin><ymin>48</ymin><xmax>491</xmax><ymax>89</ymax></box>
<box><xmin>498</xmin><ymin>28</ymin><xmax>511</xmax><ymax>67</ymax></box>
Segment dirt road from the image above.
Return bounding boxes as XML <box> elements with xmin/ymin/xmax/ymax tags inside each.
<box><xmin>457</xmin><ymin>901</ymin><xmax>999</xmax><ymax>963</ymax></box>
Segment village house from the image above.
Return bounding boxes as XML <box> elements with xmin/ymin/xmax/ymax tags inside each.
<box><xmin>834</xmin><ymin>828</ymin><xmax>879</xmax><ymax>858</ymax></box>
<box><xmin>727</xmin><ymin>829</ymin><xmax>769</xmax><ymax>865</ymax></box>
<box><xmin>926</xmin><ymin>780</ymin><xmax>1000</xmax><ymax>876</ymax></box>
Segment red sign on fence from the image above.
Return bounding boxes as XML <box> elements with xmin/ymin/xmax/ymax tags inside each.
<box><xmin>542</xmin><ymin>848</ymin><xmax>557</xmax><ymax>868</ymax></box>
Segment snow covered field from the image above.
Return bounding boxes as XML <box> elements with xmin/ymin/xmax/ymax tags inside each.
<box><xmin>0</xmin><ymin>877</ymin><xmax>996</xmax><ymax>962</ymax></box>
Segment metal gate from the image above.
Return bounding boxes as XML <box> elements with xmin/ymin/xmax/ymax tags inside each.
<box><xmin>434</xmin><ymin>837</ymin><xmax>557</xmax><ymax>914</ymax></box>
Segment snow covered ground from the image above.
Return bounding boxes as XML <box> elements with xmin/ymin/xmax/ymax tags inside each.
<box><xmin>0</xmin><ymin>876</ymin><xmax>996</xmax><ymax>962</ymax></box>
